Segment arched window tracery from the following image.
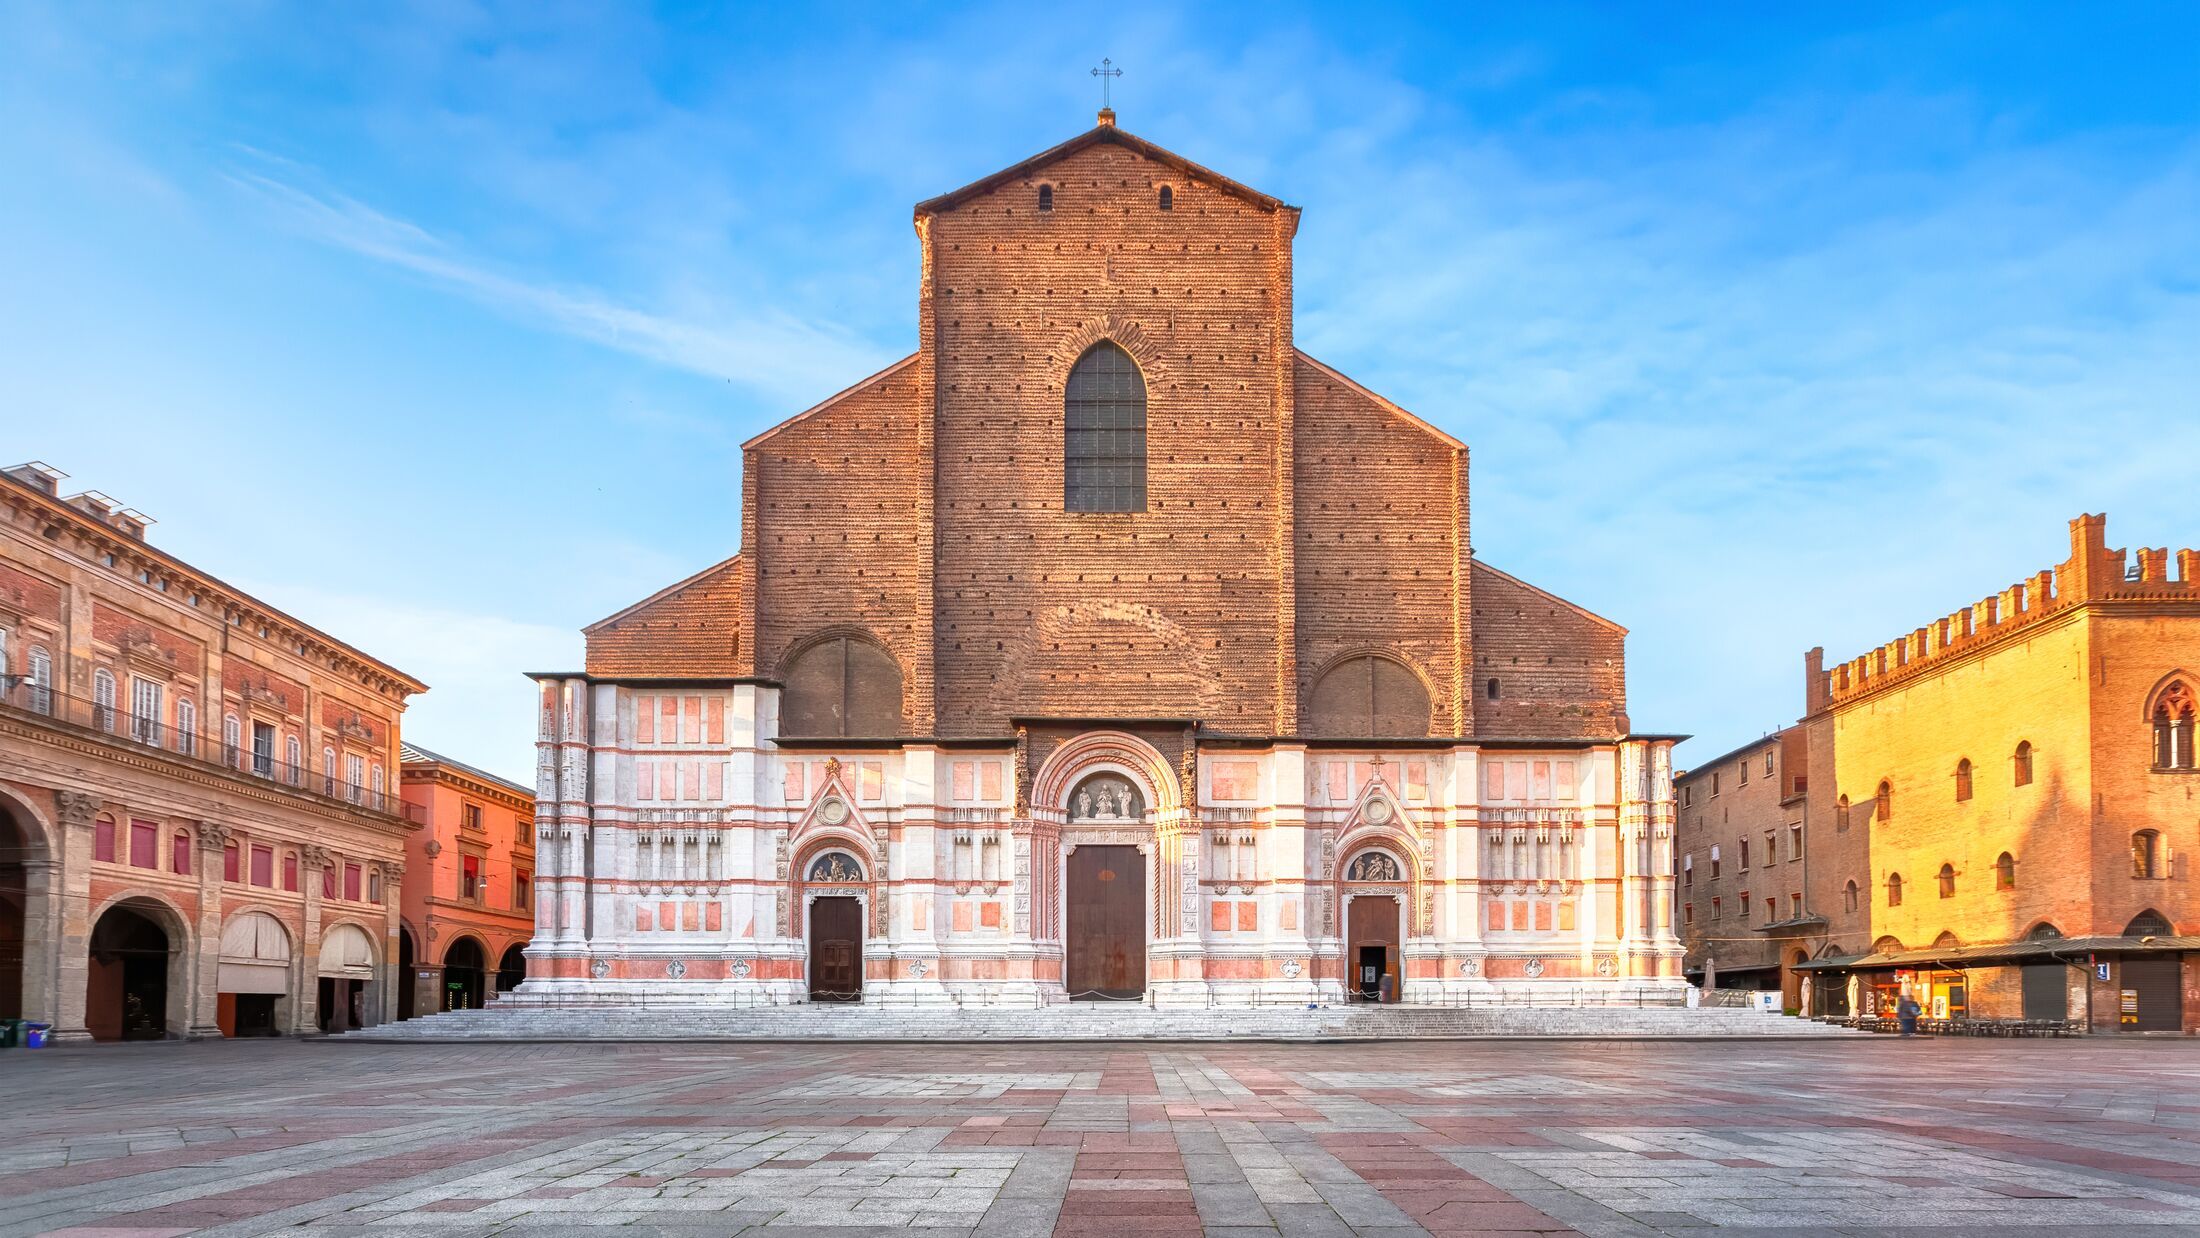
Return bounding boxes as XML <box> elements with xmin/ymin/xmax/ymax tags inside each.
<box><xmin>2153</xmin><ymin>680</ymin><xmax>2195</xmax><ymax>770</ymax></box>
<box><xmin>1064</xmin><ymin>342</ymin><xmax>1146</xmax><ymax>513</ymax></box>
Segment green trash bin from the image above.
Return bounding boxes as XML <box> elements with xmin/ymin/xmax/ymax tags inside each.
<box><xmin>0</xmin><ymin>1018</ymin><xmax>23</xmax><ymax>1048</ymax></box>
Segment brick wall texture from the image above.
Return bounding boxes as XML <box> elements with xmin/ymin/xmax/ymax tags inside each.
<box><xmin>585</xmin><ymin>121</ymin><xmax>1628</xmax><ymax>743</ymax></box>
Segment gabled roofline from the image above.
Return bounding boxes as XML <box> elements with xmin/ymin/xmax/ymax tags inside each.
<box><xmin>740</xmin><ymin>354</ymin><xmax>919</xmax><ymax>452</ymax></box>
<box><xmin>398</xmin><ymin>740</ymin><xmax>535</xmax><ymax>800</ymax></box>
<box><xmin>583</xmin><ymin>553</ymin><xmax>743</xmax><ymax>634</ymax></box>
<box><xmin>1294</xmin><ymin>351</ymin><xmax>1466</xmax><ymax>450</ymax></box>
<box><xmin>1474</xmin><ymin>559</ymin><xmax>1629</xmax><ymax>636</ymax></box>
<box><xmin>914</xmin><ymin>123</ymin><xmax>1293</xmax><ymax>217</ymax></box>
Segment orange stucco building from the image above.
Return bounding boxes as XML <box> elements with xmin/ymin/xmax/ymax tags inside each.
<box><xmin>396</xmin><ymin>744</ymin><xmax>535</xmax><ymax>1017</ymax></box>
<box><xmin>0</xmin><ymin>462</ymin><xmax>425</xmax><ymax>1040</ymax></box>
<box><xmin>1679</xmin><ymin>515</ymin><xmax>2200</xmax><ymax>1032</ymax></box>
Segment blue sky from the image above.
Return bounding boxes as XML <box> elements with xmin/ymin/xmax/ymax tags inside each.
<box><xmin>3</xmin><ymin>3</ymin><xmax>2195</xmax><ymax>781</ymax></box>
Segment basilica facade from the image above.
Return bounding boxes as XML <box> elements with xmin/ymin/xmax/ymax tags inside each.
<box><xmin>523</xmin><ymin>114</ymin><xmax>1684</xmax><ymax>1006</ymax></box>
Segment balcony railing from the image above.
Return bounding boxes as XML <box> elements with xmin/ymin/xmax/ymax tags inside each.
<box><xmin>0</xmin><ymin>677</ymin><xmax>423</xmax><ymax>823</ymax></box>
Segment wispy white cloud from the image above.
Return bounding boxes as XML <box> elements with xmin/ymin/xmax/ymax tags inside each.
<box><xmin>223</xmin><ymin>157</ymin><xmax>892</xmax><ymax>408</ymax></box>
<box><xmin>240</xmin><ymin>582</ymin><xmax>578</xmax><ymax>783</ymax></box>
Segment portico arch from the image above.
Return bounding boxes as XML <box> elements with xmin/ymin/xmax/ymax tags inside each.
<box><xmin>86</xmin><ymin>892</ymin><xmax>191</xmax><ymax>1041</ymax></box>
<box><xmin>0</xmin><ymin>786</ymin><xmax>56</xmax><ymax>1023</ymax></box>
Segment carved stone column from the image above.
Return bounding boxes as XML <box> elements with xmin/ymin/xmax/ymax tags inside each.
<box><xmin>187</xmin><ymin>821</ymin><xmax>230</xmax><ymax>1039</ymax></box>
<box><xmin>374</xmin><ymin>860</ymin><xmax>403</xmax><ymax>1025</ymax></box>
<box><xmin>292</xmin><ymin>843</ymin><xmax>329</xmax><ymax>1033</ymax></box>
<box><xmin>46</xmin><ymin>790</ymin><xmax>98</xmax><ymax>1042</ymax></box>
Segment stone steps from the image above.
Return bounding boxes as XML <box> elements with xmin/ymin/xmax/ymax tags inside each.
<box><xmin>342</xmin><ymin>1001</ymin><xmax>1854</xmax><ymax>1042</ymax></box>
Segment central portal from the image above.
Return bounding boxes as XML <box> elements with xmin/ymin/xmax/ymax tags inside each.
<box><xmin>1066</xmin><ymin>845</ymin><xmax>1145</xmax><ymax>1000</ymax></box>
<box><xmin>1347</xmin><ymin>895</ymin><xmax>1400</xmax><ymax>1002</ymax></box>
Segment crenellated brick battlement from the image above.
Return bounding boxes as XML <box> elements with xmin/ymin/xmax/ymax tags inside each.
<box><xmin>1808</xmin><ymin>514</ymin><xmax>2200</xmax><ymax>712</ymax></box>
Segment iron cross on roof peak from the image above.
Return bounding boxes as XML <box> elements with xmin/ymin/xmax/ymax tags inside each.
<box><xmin>1091</xmin><ymin>58</ymin><xmax>1121</xmax><ymax>126</ymax></box>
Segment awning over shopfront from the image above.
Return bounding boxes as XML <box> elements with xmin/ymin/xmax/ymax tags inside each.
<box><xmin>1791</xmin><ymin>934</ymin><xmax>2200</xmax><ymax>973</ymax></box>
<box><xmin>218</xmin><ymin>911</ymin><xmax>293</xmax><ymax>995</ymax></box>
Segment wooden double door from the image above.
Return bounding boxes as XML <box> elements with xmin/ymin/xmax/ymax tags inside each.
<box><xmin>1067</xmin><ymin>846</ymin><xmax>1145</xmax><ymax>1000</ymax></box>
<box><xmin>808</xmin><ymin>896</ymin><xmax>863</xmax><ymax>1001</ymax></box>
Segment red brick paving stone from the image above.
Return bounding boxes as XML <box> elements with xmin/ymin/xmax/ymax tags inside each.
<box><xmin>822</xmin><ymin>1151</ymin><xmax>873</xmax><ymax>1161</ymax></box>
<box><xmin>1716</xmin><ymin>1158</ymin><xmax>1772</xmax><ymax>1168</ymax></box>
<box><xmin>1322</xmin><ymin>1136</ymin><xmax>1575</xmax><ymax>1235</ymax></box>
<box><xmin>1983</xmin><ymin>1184</ymin><xmax>2078</xmax><ymax>1199</ymax></box>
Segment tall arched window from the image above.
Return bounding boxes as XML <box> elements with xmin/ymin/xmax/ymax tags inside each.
<box><xmin>92</xmin><ymin>667</ymin><xmax>116</xmax><ymax>732</ymax></box>
<box><xmin>1886</xmin><ymin>872</ymin><xmax>1903</xmax><ymax>907</ymax></box>
<box><xmin>1874</xmin><ymin>780</ymin><xmax>1892</xmax><ymax>823</ymax></box>
<box><xmin>1953</xmin><ymin>758</ymin><xmax>1972</xmax><ymax>802</ymax></box>
<box><xmin>2013</xmin><ymin>740</ymin><xmax>2033</xmax><ymax>786</ymax></box>
<box><xmin>1836</xmin><ymin>794</ymin><xmax>1851</xmax><ymax>831</ymax></box>
<box><xmin>1995</xmin><ymin>851</ymin><xmax>2016</xmax><ymax>891</ymax></box>
<box><xmin>1843</xmin><ymin>880</ymin><xmax>1859</xmax><ymax>913</ymax></box>
<box><xmin>1064</xmin><ymin>342</ymin><xmax>1147</xmax><ymax>512</ymax></box>
<box><xmin>1937</xmin><ymin>862</ymin><xmax>1956</xmax><ymax>898</ymax></box>
<box><xmin>2133</xmin><ymin>829</ymin><xmax>2164</xmax><ymax>879</ymax></box>
<box><xmin>1037</xmin><ymin>184</ymin><xmax>1053</xmax><ymax>212</ymax></box>
<box><xmin>2153</xmin><ymin>680</ymin><xmax>2195</xmax><ymax>770</ymax></box>
<box><xmin>27</xmin><ymin>646</ymin><xmax>52</xmax><ymax>713</ymax></box>
<box><xmin>781</xmin><ymin>634</ymin><xmax>905</xmax><ymax>737</ymax></box>
<box><xmin>1157</xmin><ymin>185</ymin><xmax>1173</xmax><ymax>211</ymax></box>
<box><xmin>1306</xmin><ymin>654</ymin><xmax>1432</xmax><ymax>738</ymax></box>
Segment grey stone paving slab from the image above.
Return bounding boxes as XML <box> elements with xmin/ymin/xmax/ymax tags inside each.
<box><xmin>10</xmin><ymin>1037</ymin><xmax>2200</xmax><ymax>1236</ymax></box>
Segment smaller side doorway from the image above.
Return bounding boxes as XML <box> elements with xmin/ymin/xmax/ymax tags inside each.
<box><xmin>808</xmin><ymin>896</ymin><xmax>863</xmax><ymax>1002</ymax></box>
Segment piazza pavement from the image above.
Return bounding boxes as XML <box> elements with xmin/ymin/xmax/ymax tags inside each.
<box><xmin>4</xmin><ymin>1036</ymin><xmax>2200</xmax><ymax>1237</ymax></box>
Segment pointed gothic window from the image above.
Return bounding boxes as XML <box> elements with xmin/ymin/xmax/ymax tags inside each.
<box><xmin>1886</xmin><ymin>872</ymin><xmax>1903</xmax><ymax>907</ymax></box>
<box><xmin>1064</xmin><ymin>342</ymin><xmax>1147</xmax><ymax>512</ymax></box>
<box><xmin>2013</xmin><ymin>740</ymin><xmax>2033</xmax><ymax>786</ymax></box>
<box><xmin>1954</xmin><ymin>758</ymin><xmax>1972</xmax><ymax>802</ymax></box>
<box><xmin>1874</xmin><ymin>780</ymin><xmax>1892</xmax><ymax>822</ymax></box>
<box><xmin>2153</xmin><ymin>680</ymin><xmax>2195</xmax><ymax>770</ymax></box>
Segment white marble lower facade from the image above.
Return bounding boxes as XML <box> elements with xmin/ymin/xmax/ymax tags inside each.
<box><xmin>518</xmin><ymin>678</ymin><xmax>1685</xmax><ymax>1005</ymax></box>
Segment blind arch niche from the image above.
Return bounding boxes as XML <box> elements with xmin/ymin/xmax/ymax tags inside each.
<box><xmin>780</xmin><ymin>633</ymin><xmax>904</xmax><ymax>738</ymax></box>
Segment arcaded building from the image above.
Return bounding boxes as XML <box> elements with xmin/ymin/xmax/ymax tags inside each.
<box><xmin>523</xmin><ymin>115</ymin><xmax>1684</xmax><ymax>1007</ymax></box>
<box><xmin>397</xmin><ymin>743</ymin><xmax>536</xmax><ymax>1017</ymax></box>
<box><xmin>1787</xmin><ymin>515</ymin><xmax>2200</xmax><ymax>1032</ymax></box>
<box><xmin>0</xmin><ymin>462</ymin><xmax>423</xmax><ymax>1040</ymax></box>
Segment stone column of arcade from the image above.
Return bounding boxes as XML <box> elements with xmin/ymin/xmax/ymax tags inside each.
<box><xmin>47</xmin><ymin>790</ymin><xmax>98</xmax><ymax>1041</ymax></box>
<box><xmin>371</xmin><ymin>861</ymin><xmax>400</xmax><ymax>1026</ymax></box>
<box><xmin>187</xmin><ymin>822</ymin><xmax>230</xmax><ymax>1038</ymax></box>
<box><xmin>296</xmin><ymin>844</ymin><xmax>329</xmax><ymax>1033</ymax></box>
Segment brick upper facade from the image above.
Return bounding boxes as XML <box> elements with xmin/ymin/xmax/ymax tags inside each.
<box><xmin>588</xmin><ymin>119</ymin><xmax>1627</xmax><ymax>745</ymax></box>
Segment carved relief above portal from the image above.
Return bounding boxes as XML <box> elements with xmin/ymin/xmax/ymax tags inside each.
<box><xmin>1068</xmin><ymin>773</ymin><xmax>1144</xmax><ymax>824</ymax></box>
<box><xmin>1344</xmin><ymin>850</ymin><xmax>1403</xmax><ymax>882</ymax></box>
<box><xmin>807</xmin><ymin>851</ymin><xmax>864</xmax><ymax>884</ymax></box>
